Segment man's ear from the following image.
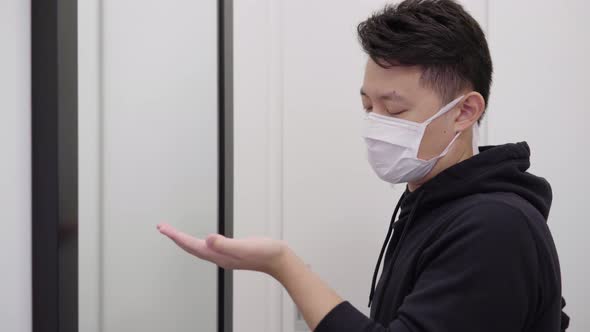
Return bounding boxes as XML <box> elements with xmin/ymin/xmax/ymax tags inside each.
<box><xmin>454</xmin><ymin>92</ymin><xmax>485</xmax><ymax>131</ymax></box>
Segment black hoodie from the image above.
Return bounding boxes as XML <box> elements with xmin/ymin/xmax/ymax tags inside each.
<box><xmin>314</xmin><ymin>142</ymin><xmax>569</xmax><ymax>332</ymax></box>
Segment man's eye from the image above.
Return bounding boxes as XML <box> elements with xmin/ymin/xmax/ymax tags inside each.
<box><xmin>388</xmin><ymin>109</ymin><xmax>407</xmax><ymax>116</ymax></box>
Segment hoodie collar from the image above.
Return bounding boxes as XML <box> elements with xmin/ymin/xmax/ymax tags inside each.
<box><xmin>399</xmin><ymin>141</ymin><xmax>552</xmax><ymax>221</ymax></box>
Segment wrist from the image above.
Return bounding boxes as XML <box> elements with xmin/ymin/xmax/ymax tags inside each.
<box><xmin>268</xmin><ymin>243</ymin><xmax>301</xmax><ymax>282</ymax></box>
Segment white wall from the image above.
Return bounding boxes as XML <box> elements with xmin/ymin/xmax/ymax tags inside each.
<box><xmin>0</xmin><ymin>1</ymin><xmax>31</xmax><ymax>331</ymax></box>
<box><xmin>488</xmin><ymin>1</ymin><xmax>590</xmax><ymax>330</ymax></box>
<box><xmin>234</xmin><ymin>1</ymin><xmax>589</xmax><ymax>332</ymax></box>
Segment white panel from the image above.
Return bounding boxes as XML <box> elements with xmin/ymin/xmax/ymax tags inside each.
<box><xmin>233</xmin><ymin>0</ymin><xmax>277</xmax><ymax>331</ymax></box>
<box><xmin>488</xmin><ymin>1</ymin><xmax>590</xmax><ymax>330</ymax></box>
<box><xmin>0</xmin><ymin>0</ymin><xmax>31</xmax><ymax>331</ymax></box>
<box><xmin>99</xmin><ymin>1</ymin><xmax>218</xmax><ymax>331</ymax></box>
<box><xmin>79</xmin><ymin>0</ymin><xmax>102</xmax><ymax>331</ymax></box>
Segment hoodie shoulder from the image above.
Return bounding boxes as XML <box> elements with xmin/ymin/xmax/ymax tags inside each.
<box><xmin>446</xmin><ymin>191</ymin><xmax>545</xmax><ymax>221</ymax></box>
<box><xmin>443</xmin><ymin>192</ymin><xmax>540</xmax><ymax>244</ymax></box>
<box><xmin>432</xmin><ymin>192</ymin><xmax>547</xmax><ymax>264</ymax></box>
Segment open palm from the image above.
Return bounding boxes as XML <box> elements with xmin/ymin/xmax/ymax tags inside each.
<box><xmin>157</xmin><ymin>223</ymin><xmax>288</xmax><ymax>275</ymax></box>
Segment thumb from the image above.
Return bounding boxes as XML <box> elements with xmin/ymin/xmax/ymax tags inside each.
<box><xmin>205</xmin><ymin>234</ymin><xmax>221</xmax><ymax>248</ymax></box>
<box><xmin>206</xmin><ymin>234</ymin><xmax>241</xmax><ymax>258</ymax></box>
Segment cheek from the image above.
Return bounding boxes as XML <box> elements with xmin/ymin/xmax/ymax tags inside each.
<box><xmin>417</xmin><ymin>117</ymin><xmax>455</xmax><ymax>160</ymax></box>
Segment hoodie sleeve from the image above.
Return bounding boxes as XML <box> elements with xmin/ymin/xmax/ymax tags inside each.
<box><xmin>314</xmin><ymin>201</ymin><xmax>542</xmax><ymax>332</ymax></box>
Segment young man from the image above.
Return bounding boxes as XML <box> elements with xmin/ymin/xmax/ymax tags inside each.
<box><xmin>158</xmin><ymin>0</ymin><xmax>569</xmax><ymax>331</ymax></box>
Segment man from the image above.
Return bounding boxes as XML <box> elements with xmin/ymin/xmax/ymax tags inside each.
<box><xmin>158</xmin><ymin>0</ymin><xmax>569</xmax><ymax>331</ymax></box>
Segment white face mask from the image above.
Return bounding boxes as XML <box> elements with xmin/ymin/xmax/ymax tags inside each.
<box><xmin>361</xmin><ymin>95</ymin><xmax>479</xmax><ymax>184</ymax></box>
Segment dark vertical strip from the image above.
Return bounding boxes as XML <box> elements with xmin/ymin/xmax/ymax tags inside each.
<box><xmin>57</xmin><ymin>0</ymin><xmax>78</xmax><ymax>331</ymax></box>
<box><xmin>31</xmin><ymin>1</ymin><xmax>59</xmax><ymax>330</ymax></box>
<box><xmin>218</xmin><ymin>0</ymin><xmax>234</xmax><ymax>332</ymax></box>
<box><xmin>31</xmin><ymin>0</ymin><xmax>78</xmax><ymax>331</ymax></box>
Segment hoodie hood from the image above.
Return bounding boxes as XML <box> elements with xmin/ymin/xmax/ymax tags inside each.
<box><xmin>399</xmin><ymin>141</ymin><xmax>553</xmax><ymax>221</ymax></box>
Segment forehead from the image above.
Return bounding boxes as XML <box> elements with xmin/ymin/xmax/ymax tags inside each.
<box><xmin>362</xmin><ymin>58</ymin><xmax>425</xmax><ymax>96</ymax></box>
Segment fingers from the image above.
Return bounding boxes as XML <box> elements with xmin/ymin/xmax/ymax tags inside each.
<box><xmin>174</xmin><ymin>232</ymin><xmax>231</xmax><ymax>265</ymax></box>
<box><xmin>157</xmin><ymin>223</ymin><xmax>237</xmax><ymax>268</ymax></box>
<box><xmin>157</xmin><ymin>223</ymin><xmax>177</xmax><ymax>239</ymax></box>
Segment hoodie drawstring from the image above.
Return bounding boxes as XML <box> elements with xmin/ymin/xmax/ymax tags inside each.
<box><xmin>368</xmin><ymin>193</ymin><xmax>406</xmax><ymax>307</ymax></box>
<box><xmin>369</xmin><ymin>190</ymin><xmax>426</xmax><ymax>314</ymax></box>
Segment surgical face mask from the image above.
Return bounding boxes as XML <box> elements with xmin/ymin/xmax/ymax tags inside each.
<box><xmin>361</xmin><ymin>95</ymin><xmax>479</xmax><ymax>184</ymax></box>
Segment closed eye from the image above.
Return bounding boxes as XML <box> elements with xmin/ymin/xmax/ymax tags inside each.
<box><xmin>387</xmin><ymin>109</ymin><xmax>408</xmax><ymax>116</ymax></box>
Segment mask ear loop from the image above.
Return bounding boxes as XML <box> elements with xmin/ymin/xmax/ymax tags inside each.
<box><xmin>423</xmin><ymin>95</ymin><xmax>465</xmax><ymax>125</ymax></box>
<box><xmin>436</xmin><ymin>130</ymin><xmax>462</xmax><ymax>158</ymax></box>
<box><xmin>436</xmin><ymin>95</ymin><xmax>480</xmax><ymax>156</ymax></box>
<box><xmin>417</xmin><ymin>125</ymin><xmax>463</xmax><ymax>163</ymax></box>
<box><xmin>418</xmin><ymin>95</ymin><xmax>466</xmax><ymax>162</ymax></box>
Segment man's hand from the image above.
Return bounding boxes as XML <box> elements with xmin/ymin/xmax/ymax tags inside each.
<box><xmin>157</xmin><ymin>222</ymin><xmax>343</xmax><ymax>331</ymax></box>
<box><xmin>157</xmin><ymin>223</ymin><xmax>289</xmax><ymax>277</ymax></box>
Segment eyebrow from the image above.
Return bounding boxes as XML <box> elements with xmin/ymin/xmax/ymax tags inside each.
<box><xmin>360</xmin><ymin>88</ymin><xmax>407</xmax><ymax>103</ymax></box>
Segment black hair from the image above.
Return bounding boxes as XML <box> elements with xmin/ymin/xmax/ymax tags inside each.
<box><xmin>357</xmin><ymin>0</ymin><xmax>493</xmax><ymax>118</ymax></box>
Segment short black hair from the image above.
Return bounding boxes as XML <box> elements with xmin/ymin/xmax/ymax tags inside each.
<box><xmin>357</xmin><ymin>0</ymin><xmax>493</xmax><ymax>118</ymax></box>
